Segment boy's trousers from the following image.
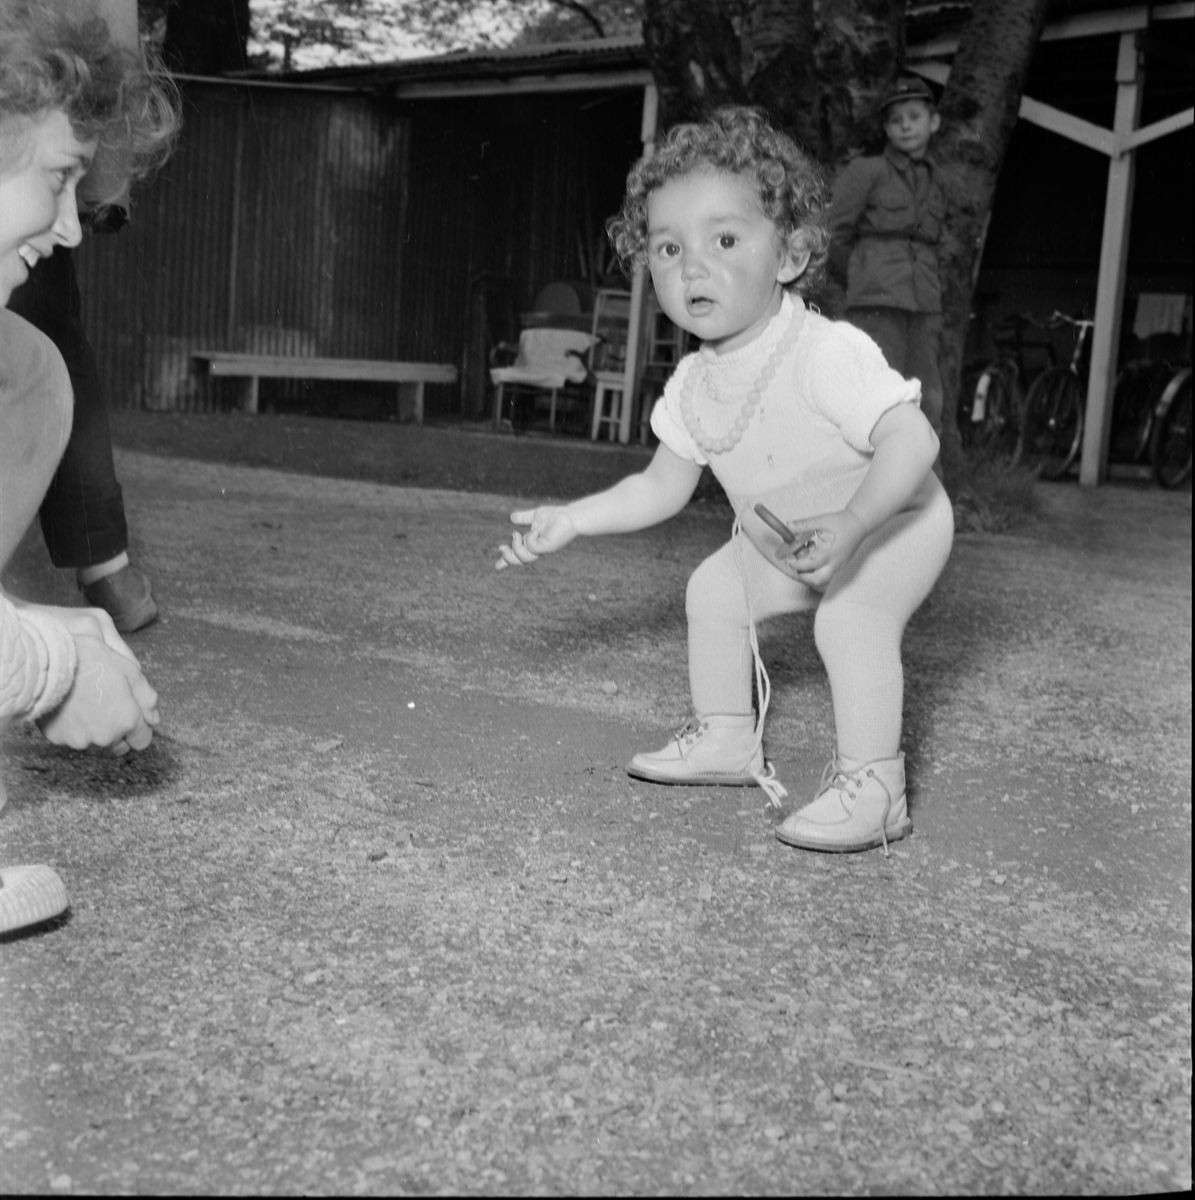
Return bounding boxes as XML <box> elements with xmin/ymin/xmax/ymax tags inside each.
<box><xmin>845</xmin><ymin>306</ymin><xmax>944</xmax><ymax>436</ymax></box>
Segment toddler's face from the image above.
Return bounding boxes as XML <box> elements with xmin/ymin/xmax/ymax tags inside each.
<box><xmin>0</xmin><ymin>110</ymin><xmax>95</xmax><ymax>306</ymax></box>
<box><xmin>884</xmin><ymin>99</ymin><xmax>940</xmax><ymax>160</ymax></box>
<box><xmin>645</xmin><ymin>168</ymin><xmax>806</xmax><ymax>355</ymax></box>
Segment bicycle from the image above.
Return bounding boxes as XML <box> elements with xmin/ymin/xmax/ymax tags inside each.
<box><xmin>1149</xmin><ymin>363</ymin><xmax>1193</xmax><ymax>488</ymax></box>
<box><xmin>1108</xmin><ymin>357</ymin><xmax>1175</xmax><ymax>467</ymax></box>
<box><xmin>961</xmin><ymin>313</ymin><xmax>1055</xmax><ymax>458</ymax></box>
<box><xmin>1016</xmin><ymin>312</ymin><xmax>1093</xmax><ymax>480</ymax></box>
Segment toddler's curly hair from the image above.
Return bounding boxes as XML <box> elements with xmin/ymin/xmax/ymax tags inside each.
<box><xmin>0</xmin><ymin>0</ymin><xmax>178</xmax><ymax>211</ymax></box>
<box><xmin>607</xmin><ymin>106</ymin><xmax>830</xmax><ymax>295</ymax></box>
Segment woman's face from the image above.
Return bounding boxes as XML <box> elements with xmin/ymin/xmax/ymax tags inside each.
<box><xmin>0</xmin><ymin>110</ymin><xmax>96</xmax><ymax>306</ymax></box>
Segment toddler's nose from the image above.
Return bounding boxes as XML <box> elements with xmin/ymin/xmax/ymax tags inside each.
<box><xmin>681</xmin><ymin>253</ymin><xmax>706</xmax><ymax>280</ymax></box>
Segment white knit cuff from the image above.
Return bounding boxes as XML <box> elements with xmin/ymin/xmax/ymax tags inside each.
<box><xmin>17</xmin><ymin>609</ymin><xmax>78</xmax><ymax>721</ymax></box>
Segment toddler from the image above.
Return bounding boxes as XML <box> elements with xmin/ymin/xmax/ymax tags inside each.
<box><xmin>497</xmin><ymin>107</ymin><xmax>953</xmax><ymax>854</ymax></box>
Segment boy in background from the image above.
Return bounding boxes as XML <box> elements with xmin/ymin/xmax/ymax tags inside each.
<box><xmin>828</xmin><ymin>76</ymin><xmax>946</xmax><ymax>437</ymax></box>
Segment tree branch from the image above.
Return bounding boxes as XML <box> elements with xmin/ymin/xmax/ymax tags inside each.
<box><xmin>548</xmin><ymin>0</ymin><xmax>607</xmax><ymax>38</ymax></box>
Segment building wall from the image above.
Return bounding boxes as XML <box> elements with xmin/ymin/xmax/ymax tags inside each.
<box><xmin>73</xmin><ymin>80</ymin><xmax>643</xmax><ymax>421</ymax></box>
<box><xmin>74</xmin><ymin>81</ymin><xmax>411</xmax><ymax>413</ymax></box>
<box><xmin>397</xmin><ymin>90</ymin><xmax>641</xmax><ymax>420</ymax></box>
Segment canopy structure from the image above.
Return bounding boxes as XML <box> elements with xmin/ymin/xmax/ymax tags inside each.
<box><xmin>910</xmin><ymin>2</ymin><xmax>1194</xmax><ymax>485</ymax></box>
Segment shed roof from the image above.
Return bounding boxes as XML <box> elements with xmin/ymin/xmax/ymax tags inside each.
<box><xmin>224</xmin><ymin>3</ymin><xmax>1191</xmax><ymax>96</ymax></box>
<box><xmin>237</xmin><ymin>33</ymin><xmax>649</xmax><ymax>91</ymax></box>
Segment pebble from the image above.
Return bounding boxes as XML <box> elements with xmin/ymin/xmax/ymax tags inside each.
<box><xmin>600</xmin><ymin>681</ymin><xmax>619</xmax><ymax>695</ymax></box>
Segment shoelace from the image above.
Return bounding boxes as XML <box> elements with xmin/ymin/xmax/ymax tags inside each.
<box><xmin>814</xmin><ymin>756</ymin><xmax>896</xmax><ymax>857</ymax></box>
<box><xmin>670</xmin><ymin>717</ymin><xmax>706</xmax><ymax>750</ymax></box>
<box><xmin>730</xmin><ymin>511</ymin><xmax>788</xmax><ymax>810</ymax></box>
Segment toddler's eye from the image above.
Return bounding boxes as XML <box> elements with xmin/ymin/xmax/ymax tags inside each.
<box><xmin>718</xmin><ymin>234</ymin><xmax>738</xmax><ymax>250</ymax></box>
<box><xmin>652</xmin><ymin>241</ymin><xmax>679</xmax><ymax>259</ymax></box>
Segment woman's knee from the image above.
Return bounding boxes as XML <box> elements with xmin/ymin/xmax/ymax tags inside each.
<box><xmin>0</xmin><ymin>320</ymin><xmax>73</xmax><ymax>562</ymax></box>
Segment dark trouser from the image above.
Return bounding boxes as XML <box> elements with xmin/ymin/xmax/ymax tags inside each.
<box><xmin>844</xmin><ymin>306</ymin><xmax>944</xmax><ymax>436</ymax></box>
<box><xmin>7</xmin><ymin>248</ymin><xmax>128</xmax><ymax>569</ymax></box>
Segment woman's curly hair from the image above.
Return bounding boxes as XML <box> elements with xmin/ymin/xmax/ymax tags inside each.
<box><xmin>0</xmin><ymin>1</ymin><xmax>179</xmax><ymax>212</ymax></box>
<box><xmin>607</xmin><ymin>106</ymin><xmax>830</xmax><ymax>296</ymax></box>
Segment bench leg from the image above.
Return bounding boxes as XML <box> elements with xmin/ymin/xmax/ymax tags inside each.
<box><xmin>393</xmin><ymin>381</ymin><xmax>427</xmax><ymax>424</ymax></box>
<box><xmin>239</xmin><ymin>376</ymin><xmax>259</xmax><ymax>415</ymax></box>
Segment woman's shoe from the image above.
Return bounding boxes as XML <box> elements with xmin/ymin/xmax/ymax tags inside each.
<box><xmin>0</xmin><ymin>864</ymin><xmax>69</xmax><ymax>935</ymax></box>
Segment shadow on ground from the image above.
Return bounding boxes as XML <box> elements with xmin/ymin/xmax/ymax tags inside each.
<box><xmin>0</xmin><ymin>413</ymin><xmax>1190</xmax><ymax>1195</ymax></box>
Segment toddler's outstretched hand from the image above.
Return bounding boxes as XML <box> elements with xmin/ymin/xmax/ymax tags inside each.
<box><xmin>781</xmin><ymin>509</ymin><xmax>867</xmax><ymax>590</ymax></box>
<box><xmin>495</xmin><ymin>507</ymin><xmax>579</xmax><ymax>570</ymax></box>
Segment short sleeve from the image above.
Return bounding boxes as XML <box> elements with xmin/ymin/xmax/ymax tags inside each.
<box><xmin>649</xmin><ymin>355</ymin><xmax>709</xmax><ymax>467</ymax></box>
<box><xmin>803</xmin><ymin>320</ymin><xmax>921</xmax><ymax>451</ymax></box>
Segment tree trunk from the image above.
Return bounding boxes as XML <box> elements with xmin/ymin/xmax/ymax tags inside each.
<box><xmin>642</xmin><ymin>0</ymin><xmax>903</xmax><ymax>168</ymax></box>
<box><xmin>156</xmin><ymin>0</ymin><xmax>252</xmax><ymax>75</ymax></box>
<box><xmin>934</xmin><ymin>0</ymin><xmax>1051</xmax><ymax>492</ymax></box>
<box><xmin>641</xmin><ymin>0</ymin><xmax>748</xmax><ymax>125</ymax></box>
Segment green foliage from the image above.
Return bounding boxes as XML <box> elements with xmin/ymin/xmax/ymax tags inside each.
<box><xmin>247</xmin><ymin>0</ymin><xmax>642</xmax><ymax>70</ymax></box>
<box><xmin>949</xmin><ymin>452</ymin><xmax>1041</xmax><ymax>534</ymax></box>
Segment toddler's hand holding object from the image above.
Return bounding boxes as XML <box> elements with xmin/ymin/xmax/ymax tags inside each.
<box><xmin>754</xmin><ymin>503</ymin><xmax>821</xmax><ymax>563</ymax></box>
<box><xmin>781</xmin><ymin>509</ymin><xmax>868</xmax><ymax>589</ymax></box>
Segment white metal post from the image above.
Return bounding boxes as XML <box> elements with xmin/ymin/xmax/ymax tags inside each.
<box><xmin>618</xmin><ymin>84</ymin><xmax>659</xmax><ymax>444</ymax></box>
<box><xmin>1080</xmin><ymin>31</ymin><xmax>1142</xmax><ymax>486</ymax></box>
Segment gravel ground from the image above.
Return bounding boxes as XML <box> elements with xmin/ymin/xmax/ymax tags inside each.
<box><xmin>0</xmin><ymin>419</ymin><xmax>1190</xmax><ymax>1196</ymax></box>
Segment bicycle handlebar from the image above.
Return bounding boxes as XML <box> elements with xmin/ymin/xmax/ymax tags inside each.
<box><xmin>1048</xmin><ymin>310</ymin><xmax>1095</xmax><ymax>331</ymax></box>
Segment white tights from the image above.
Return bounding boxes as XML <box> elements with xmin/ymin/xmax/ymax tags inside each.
<box><xmin>686</xmin><ymin>486</ymin><xmax>954</xmax><ymax>763</ymax></box>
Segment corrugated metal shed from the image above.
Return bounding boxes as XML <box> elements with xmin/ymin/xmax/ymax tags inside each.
<box><xmin>76</xmin><ymin>80</ymin><xmax>412</xmax><ymax>413</ymax></box>
<box><xmin>74</xmin><ymin>68</ymin><xmax>644</xmax><ymax>419</ymax></box>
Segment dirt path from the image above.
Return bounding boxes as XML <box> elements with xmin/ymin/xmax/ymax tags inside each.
<box><xmin>1</xmin><ymin>439</ymin><xmax>1189</xmax><ymax>1195</ymax></box>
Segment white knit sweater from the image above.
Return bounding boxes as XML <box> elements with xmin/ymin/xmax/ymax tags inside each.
<box><xmin>0</xmin><ymin>597</ymin><xmax>77</xmax><ymax>724</ymax></box>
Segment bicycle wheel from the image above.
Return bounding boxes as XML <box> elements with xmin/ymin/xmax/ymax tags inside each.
<box><xmin>1018</xmin><ymin>368</ymin><xmax>1084</xmax><ymax>480</ymax></box>
<box><xmin>970</xmin><ymin>364</ymin><xmax>1021</xmax><ymax>459</ymax></box>
<box><xmin>1150</xmin><ymin>367</ymin><xmax>1193</xmax><ymax>489</ymax></box>
<box><xmin>1111</xmin><ymin>361</ymin><xmax>1168</xmax><ymax>464</ymax></box>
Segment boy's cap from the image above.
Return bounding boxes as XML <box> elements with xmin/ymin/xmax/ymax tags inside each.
<box><xmin>880</xmin><ymin>76</ymin><xmax>936</xmax><ymax>111</ymax></box>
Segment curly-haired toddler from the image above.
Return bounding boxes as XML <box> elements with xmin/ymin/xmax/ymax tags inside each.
<box><xmin>497</xmin><ymin>107</ymin><xmax>953</xmax><ymax>854</ymax></box>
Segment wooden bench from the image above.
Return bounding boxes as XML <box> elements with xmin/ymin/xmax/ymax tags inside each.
<box><xmin>191</xmin><ymin>352</ymin><xmax>457</xmax><ymax>421</ymax></box>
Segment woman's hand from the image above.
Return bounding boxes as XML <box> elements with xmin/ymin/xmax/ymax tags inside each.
<box><xmin>37</xmin><ymin>633</ymin><xmax>160</xmax><ymax>755</ymax></box>
<box><xmin>495</xmin><ymin>506</ymin><xmax>580</xmax><ymax>570</ymax></box>
<box><xmin>779</xmin><ymin>509</ymin><xmax>867</xmax><ymax>590</ymax></box>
